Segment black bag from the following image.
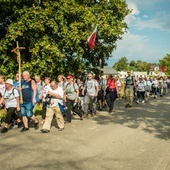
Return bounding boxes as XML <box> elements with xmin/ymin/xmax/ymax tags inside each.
<box><xmin>105</xmin><ymin>87</ymin><xmax>110</xmax><ymax>94</ymax></box>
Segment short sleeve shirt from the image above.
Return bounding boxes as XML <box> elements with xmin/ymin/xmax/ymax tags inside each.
<box><xmin>48</xmin><ymin>86</ymin><xmax>64</xmax><ymax>107</ymax></box>
<box><xmin>3</xmin><ymin>88</ymin><xmax>19</xmax><ymax>108</ymax></box>
<box><xmin>65</xmin><ymin>83</ymin><xmax>78</xmax><ymax>100</ymax></box>
<box><xmin>86</xmin><ymin>79</ymin><xmax>98</xmax><ymax>96</ymax></box>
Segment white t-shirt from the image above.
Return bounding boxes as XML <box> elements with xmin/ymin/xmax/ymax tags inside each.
<box><xmin>3</xmin><ymin>88</ymin><xmax>19</xmax><ymax>109</ymax></box>
<box><xmin>48</xmin><ymin>86</ymin><xmax>64</xmax><ymax>107</ymax></box>
<box><xmin>137</xmin><ymin>82</ymin><xmax>145</xmax><ymax>92</ymax></box>
<box><xmin>0</xmin><ymin>84</ymin><xmax>6</xmax><ymax>96</ymax></box>
<box><xmin>85</xmin><ymin>79</ymin><xmax>98</xmax><ymax>96</ymax></box>
<box><xmin>152</xmin><ymin>80</ymin><xmax>158</xmax><ymax>88</ymax></box>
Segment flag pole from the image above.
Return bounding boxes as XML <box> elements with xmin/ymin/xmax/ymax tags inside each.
<box><xmin>11</xmin><ymin>41</ymin><xmax>25</xmax><ymax>104</ymax></box>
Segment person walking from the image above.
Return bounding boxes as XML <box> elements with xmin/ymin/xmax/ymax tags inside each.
<box><xmin>41</xmin><ymin>81</ymin><xmax>65</xmax><ymax>133</ymax></box>
<box><xmin>40</xmin><ymin>77</ymin><xmax>51</xmax><ymax>124</ymax></box>
<box><xmin>64</xmin><ymin>75</ymin><xmax>83</xmax><ymax>123</ymax></box>
<box><xmin>20</xmin><ymin>71</ymin><xmax>39</xmax><ymax>132</ymax></box>
<box><xmin>136</xmin><ymin>77</ymin><xmax>146</xmax><ymax>104</ymax></box>
<box><xmin>0</xmin><ymin>79</ymin><xmax>22</xmax><ymax>133</ymax></box>
<box><xmin>106</xmin><ymin>74</ymin><xmax>118</xmax><ymax>114</ymax></box>
<box><xmin>83</xmin><ymin>73</ymin><xmax>99</xmax><ymax>117</ymax></box>
<box><xmin>125</xmin><ymin>71</ymin><xmax>135</xmax><ymax>107</ymax></box>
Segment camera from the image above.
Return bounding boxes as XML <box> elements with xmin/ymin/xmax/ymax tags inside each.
<box><xmin>45</xmin><ymin>94</ymin><xmax>52</xmax><ymax>105</ymax></box>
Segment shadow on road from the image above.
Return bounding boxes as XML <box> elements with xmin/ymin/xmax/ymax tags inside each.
<box><xmin>94</xmin><ymin>94</ymin><xmax>170</xmax><ymax>140</ymax></box>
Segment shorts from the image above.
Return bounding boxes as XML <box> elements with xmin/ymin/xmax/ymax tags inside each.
<box><xmin>21</xmin><ymin>102</ymin><xmax>34</xmax><ymax>117</ymax></box>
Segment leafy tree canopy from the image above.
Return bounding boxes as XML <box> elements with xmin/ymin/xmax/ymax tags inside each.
<box><xmin>0</xmin><ymin>0</ymin><xmax>130</xmax><ymax>79</ymax></box>
<box><xmin>113</xmin><ymin>57</ymin><xmax>151</xmax><ymax>73</ymax></box>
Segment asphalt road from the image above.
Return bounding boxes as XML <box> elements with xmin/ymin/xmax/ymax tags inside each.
<box><xmin>0</xmin><ymin>94</ymin><xmax>170</xmax><ymax>170</ymax></box>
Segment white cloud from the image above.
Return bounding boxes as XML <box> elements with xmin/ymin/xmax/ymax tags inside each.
<box><xmin>143</xmin><ymin>15</ymin><xmax>149</xmax><ymax>18</ymax></box>
<box><xmin>108</xmin><ymin>31</ymin><xmax>163</xmax><ymax>66</ymax></box>
<box><xmin>135</xmin><ymin>12</ymin><xmax>170</xmax><ymax>32</ymax></box>
<box><xmin>125</xmin><ymin>2</ymin><xmax>140</xmax><ymax>25</ymax></box>
<box><xmin>106</xmin><ymin>0</ymin><xmax>170</xmax><ymax>66</ymax></box>
<box><xmin>126</xmin><ymin>1</ymin><xmax>170</xmax><ymax>32</ymax></box>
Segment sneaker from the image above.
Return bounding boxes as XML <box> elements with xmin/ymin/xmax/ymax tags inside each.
<box><xmin>109</xmin><ymin>111</ymin><xmax>114</xmax><ymax>115</ymax></box>
<box><xmin>34</xmin><ymin>121</ymin><xmax>39</xmax><ymax>130</ymax></box>
<box><xmin>41</xmin><ymin>129</ymin><xmax>50</xmax><ymax>133</ymax></box>
<box><xmin>142</xmin><ymin>100</ymin><xmax>145</xmax><ymax>103</ymax></box>
<box><xmin>125</xmin><ymin>104</ymin><xmax>129</xmax><ymax>107</ymax></box>
<box><xmin>58</xmin><ymin>128</ymin><xmax>64</xmax><ymax>131</ymax></box>
<box><xmin>136</xmin><ymin>100</ymin><xmax>139</xmax><ymax>104</ymax></box>
<box><xmin>20</xmin><ymin>127</ymin><xmax>29</xmax><ymax>132</ymax></box>
<box><xmin>1</xmin><ymin>127</ymin><xmax>8</xmax><ymax>133</ymax></box>
<box><xmin>64</xmin><ymin>121</ymin><xmax>71</xmax><ymax>124</ymax></box>
<box><xmin>83</xmin><ymin>114</ymin><xmax>88</xmax><ymax>118</ymax></box>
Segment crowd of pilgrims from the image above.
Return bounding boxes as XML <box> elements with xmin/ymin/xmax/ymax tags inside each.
<box><xmin>0</xmin><ymin>71</ymin><xmax>169</xmax><ymax>133</ymax></box>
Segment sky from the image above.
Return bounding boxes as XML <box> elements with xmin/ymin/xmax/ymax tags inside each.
<box><xmin>107</xmin><ymin>0</ymin><xmax>170</xmax><ymax>66</ymax></box>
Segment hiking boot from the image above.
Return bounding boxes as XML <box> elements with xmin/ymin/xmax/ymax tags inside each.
<box><xmin>20</xmin><ymin>127</ymin><xmax>29</xmax><ymax>132</ymax></box>
<box><xmin>1</xmin><ymin>127</ymin><xmax>8</xmax><ymax>133</ymax></box>
<box><xmin>34</xmin><ymin>121</ymin><xmax>39</xmax><ymax>130</ymax></box>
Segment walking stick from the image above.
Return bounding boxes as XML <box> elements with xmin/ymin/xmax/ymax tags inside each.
<box><xmin>11</xmin><ymin>41</ymin><xmax>25</xmax><ymax>104</ymax></box>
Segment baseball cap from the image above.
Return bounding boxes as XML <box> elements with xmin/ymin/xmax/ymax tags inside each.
<box><xmin>67</xmin><ymin>75</ymin><xmax>73</xmax><ymax>79</ymax></box>
<box><xmin>5</xmin><ymin>79</ymin><xmax>13</xmax><ymax>85</ymax></box>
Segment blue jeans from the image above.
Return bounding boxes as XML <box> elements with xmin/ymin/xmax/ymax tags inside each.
<box><xmin>21</xmin><ymin>102</ymin><xmax>34</xmax><ymax>117</ymax></box>
<box><xmin>153</xmin><ymin>87</ymin><xmax>158</xmax><ymax>96</ymax></box>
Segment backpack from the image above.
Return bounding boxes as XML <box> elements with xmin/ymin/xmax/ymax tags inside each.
<box><xmin>84</xmin><ymin>79</ymin><xmax>97</xmax><ymax>93</ymax></box>
<box><xmin>65</xmin><ymin>83</ymin><xmax>77</xmax><ymax>93</ymax></box>
<box><xmin>126</xmin><ymin>76</ymin><xmax>134</xmax><ymax>86</ymax></box>
<box><xmin>106</xmin><ymin>78</ymin><xmax>115</xmax><ymax>93</ymax></box>
<box><xmin>4</xmin><ymin>88</ymin><xmax>17</xmax><ymax>98</ymax></box>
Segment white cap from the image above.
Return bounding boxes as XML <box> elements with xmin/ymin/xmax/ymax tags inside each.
<box><xmin>5</xmin><ymin>79</ymin><xmax>13</xmax><ymax>85</ymax></box>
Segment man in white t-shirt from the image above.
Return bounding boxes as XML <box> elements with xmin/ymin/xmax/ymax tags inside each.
<box><xmin>0</xmin><ymin>79</ymin><xmax>22</xmax><ymax>133</ymax></box>
<box><xmin>41</xmin><ymin>81</ymin><xmax>64</xmax><ymax>133</ymax></box>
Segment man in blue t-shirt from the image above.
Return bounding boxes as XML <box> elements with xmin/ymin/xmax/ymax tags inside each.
<box><xmin>20</xmin><ymin>71</ymin><xmax>39</xmax><ymax>132</ymax></box>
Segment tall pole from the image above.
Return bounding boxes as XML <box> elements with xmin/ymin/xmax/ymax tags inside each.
<box><xmin>11</xmin><ymin>41</ymin><xmax>25</xmax><ymax>104</ymax></box>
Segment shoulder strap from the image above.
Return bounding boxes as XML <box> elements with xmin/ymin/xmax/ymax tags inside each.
<box><xmin>12</xmin><ymin>88</ymin><xmax>15</xmax><ymax>96</ymax></box>
<box><xmin>66</xmin><ymin>83</ymin><xmax>76</xmax><ymax>92</ymax></box>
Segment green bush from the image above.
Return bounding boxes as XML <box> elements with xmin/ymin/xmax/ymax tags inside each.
<box><xmin>0</xmin><ymin>109</ymin><xmax>7</xmax><ymax>123</ymax></box>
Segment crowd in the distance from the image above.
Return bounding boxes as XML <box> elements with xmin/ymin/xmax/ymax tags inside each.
<box><xmin>0</xmin><ymin>70</ymin><xmax>169</xmax><ymax>134</ymax></box>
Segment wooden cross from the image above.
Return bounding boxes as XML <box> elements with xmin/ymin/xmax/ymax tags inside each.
<box><xmin>11</xmin><ymin>41</ymin><xmax>25</xmax><ymax>104</ymax></box>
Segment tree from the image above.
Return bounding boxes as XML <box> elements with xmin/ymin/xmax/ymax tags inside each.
<box><xmin>159</xmin><ymin>54</ymin><xmax>170</xmax><ymax>75</ymax></box>
<box><xmin>113</xmin><ymin>56</ymin><xmax>128</xmax><ymax>71</ymax></box>
<box><xmin>0</xmin><ymin>0</ymin><xmax>130</xmax><ymax>79</ymax></box>
<box><xmin>113</xmin><ymin>58</ymin><xmax>151</xmax><ymax>73</ymax></box>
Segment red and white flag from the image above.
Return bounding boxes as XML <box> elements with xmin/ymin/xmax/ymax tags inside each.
<box><xmin>161</xmin><ymin>66</ymin><xmax>166</xmax><ymax>72</ymax></box>
<box><xmin>87</xmin><ymin>26</ymin><xmax>97</xmax><ymax>50</ymax></box>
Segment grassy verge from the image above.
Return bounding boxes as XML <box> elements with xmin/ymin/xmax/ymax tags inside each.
<box><xmin>0</xmin><ymin>104</ymin><xmax>43</xmax><ymax>124</ymax></box>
